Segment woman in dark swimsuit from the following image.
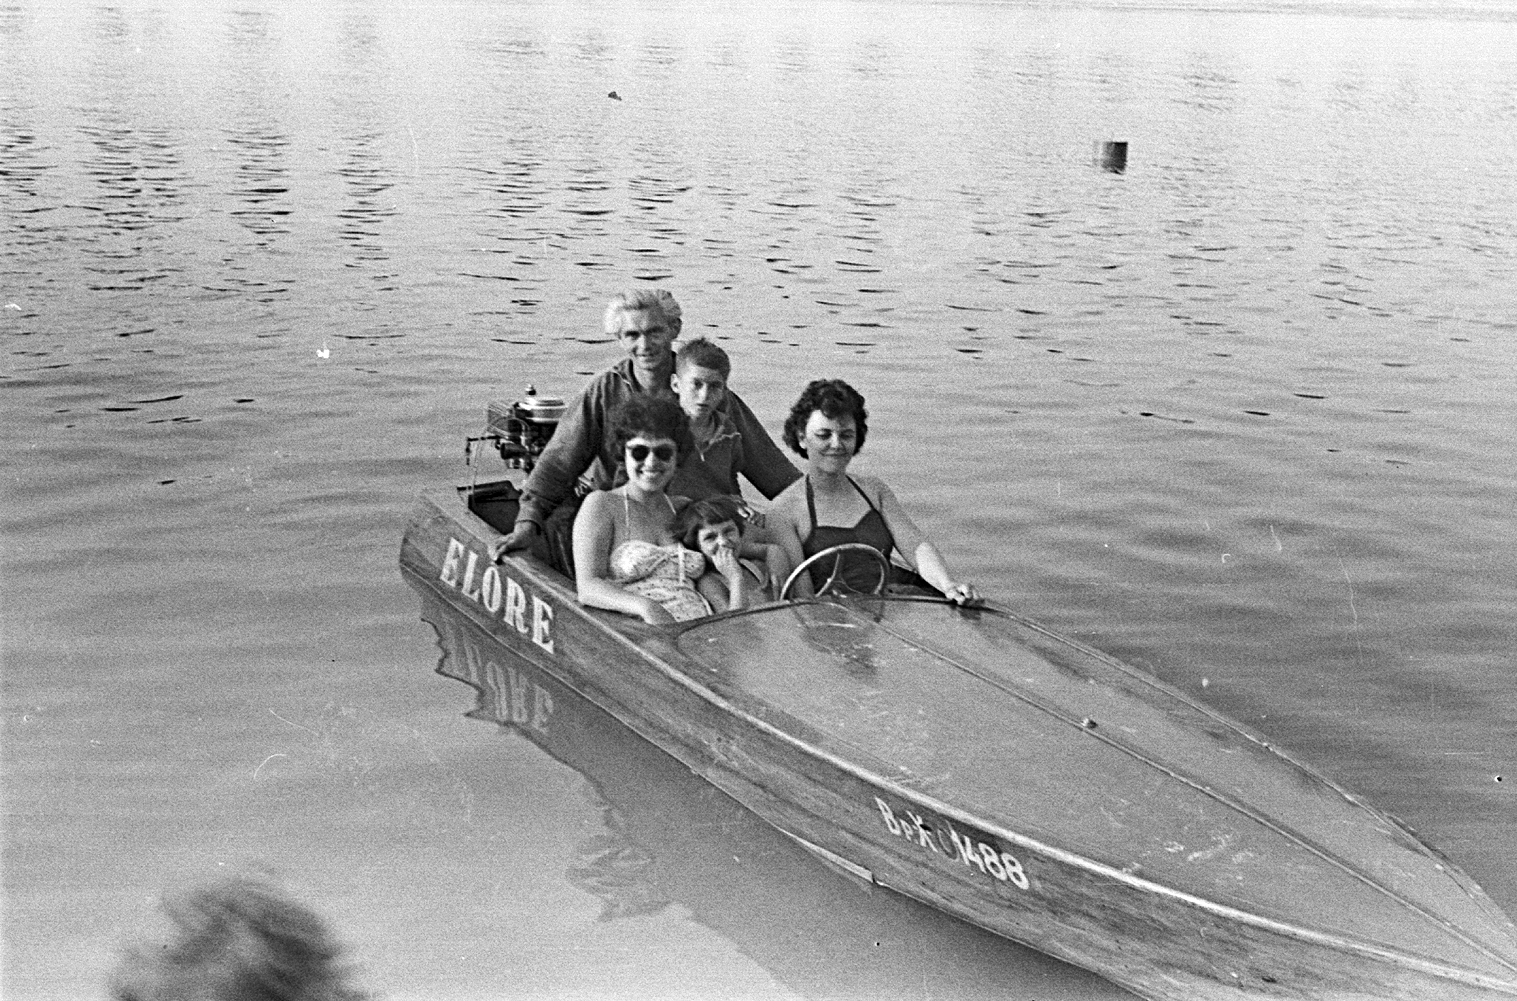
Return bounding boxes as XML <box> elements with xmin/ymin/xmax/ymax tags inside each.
<box><xmin>768</xmin><ymin>379</ymin><xmax>979</xmax><ymax>604</ymax></box>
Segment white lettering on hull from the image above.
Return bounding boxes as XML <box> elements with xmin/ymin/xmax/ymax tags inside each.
<box><xmin>875</xmin><ymin>796</ymin><xmax>1030</xmax><ymax>890</ymax></box>
<box><xmin>439</xmin><ymin>537</ymin><xmax>556</xmax><ymax>655</ymax></box>
<box><xmin>504</xmin><ymin>577</ymin><xmax>527</xmax><ymax>633</ymax></box>
<box><xmin>461</xmin><ymin>550</ymin><xmax>482</xmax><ymax>601</ymax></box>
<box><xmin>531</xmin><ymin>597</ymin><xmax>555</xmax><ymax>653</ymax></box>
<box><xmin>480</xmin><ymin>566</ymin><xmax>502</xmax><ymax>613</ymax></box>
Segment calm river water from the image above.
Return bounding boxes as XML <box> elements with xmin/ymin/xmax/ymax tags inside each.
<box><xmin>4</xmin><ymin>1</ymin><xmax>1515</xmax><ymax>998</ymax></box>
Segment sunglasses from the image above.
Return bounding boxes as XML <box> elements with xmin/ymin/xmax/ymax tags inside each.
<box><xmin>627</xmin><ymin>443</ymin><xmax>676</xmax><ymax>463</ymax></box>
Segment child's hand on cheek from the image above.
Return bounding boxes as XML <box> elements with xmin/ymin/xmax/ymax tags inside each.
<box><xmin>712</xmin><ymin>541</ymin><xmax>743</xmax><ymax>581</ymax></box>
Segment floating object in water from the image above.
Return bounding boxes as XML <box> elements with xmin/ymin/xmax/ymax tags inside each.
<box><xmin>1097</xmin><ymin>140</ymin><xmax>1128</xmax><ymax>174</ymax></box>
<box><xmin>608</xmin><ymin>90</ymin><xmax>622</xmax><ymax>101</ymax></box>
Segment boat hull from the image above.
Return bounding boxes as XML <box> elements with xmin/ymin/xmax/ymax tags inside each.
<box><xmin>400</xmin><ymin>482</ymin><xmax>1517</xmax><ymax>1001</ymax></box>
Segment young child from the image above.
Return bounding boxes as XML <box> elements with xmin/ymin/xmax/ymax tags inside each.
<box><xmin>669</xmin><ymin>337</ymin><xmax>801</xmax><ymax>584</ymax></box>
<box><xmin>678</xmin><ymin>495</ymin><xmax>779</xmax><ymax>612</ymax></box>
<box><xmin>666</xmin><ymin>337</ymin><xmax>743</xmax><ymax>500</ymax></box>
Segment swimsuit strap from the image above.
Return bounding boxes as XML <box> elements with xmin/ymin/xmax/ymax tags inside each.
<box><xmin>805</xmin><ymin>474</ymin><xmax>877</xmax><ymax>530</ymax></box>
<box><xmin>848</xmin><ymin>475</ymin><xmax>878</xmax><ymax>511</ymax></box>
<box><xmin>621</xmin><ymin>489</ymin><xmax>678</xmax><ymax>537</ymax></box>
<box><xmin>672</xmin><ymin>493</ymin><xmax>699</xmax><ymax>577</ymax></box>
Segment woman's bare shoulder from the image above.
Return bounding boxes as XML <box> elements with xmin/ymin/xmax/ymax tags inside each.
<box><xmin>581</xmin><ymin>488</ymin><xmax>613</xmax><ymax>508</ymax></box>
<box><xmin>576</xmin><ymin>488</ymin><xmax>619</xmax><ymax>521</ymax></box>
<box><xmin>849</xmin><ymin>472</ymin><xmax>894</xmax><ymax>502</ymax></box>
<box><xmin>768</xmin><ymin>480</ymin><xmax>808</xmax><ymax>518</ymax></box>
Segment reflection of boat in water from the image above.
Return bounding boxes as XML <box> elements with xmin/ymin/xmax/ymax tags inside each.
<box><xmin>401</xmin><ymin>447</ymin><xmax>1517</xmax><ymax>1000</ymax></box>
<box><xmin>418</xmin><ymin>592</ymin><xmax>1133</xmax><ymax>998</ymax></box>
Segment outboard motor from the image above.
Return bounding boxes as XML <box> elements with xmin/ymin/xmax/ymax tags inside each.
<box><xmin>482</xmin><ymin>386</ymin><xmax>566</xmax><ymax>471</ymax></box>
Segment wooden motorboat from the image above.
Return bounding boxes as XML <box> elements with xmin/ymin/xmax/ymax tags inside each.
<box><xmin>400</xmin><ymin>438</ymin><xmax>1517</xmax><ymax>1000</ymax></box>
<box><xmin>412</xmin><ymin>587</ymin><xmax>1135</xmax><ymax>997</ymax></box>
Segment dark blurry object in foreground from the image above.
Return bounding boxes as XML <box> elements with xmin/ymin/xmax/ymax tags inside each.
<box><xmin>109</xmin><ymin>877</ymin><xmax>366</xmax><ymax>1001</ymax></box>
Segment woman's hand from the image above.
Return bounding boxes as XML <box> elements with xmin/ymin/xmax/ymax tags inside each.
<box><xmin>943</xmin><ymin>581</ymin><xmax>980</xmax><ymax>606</ymax></box>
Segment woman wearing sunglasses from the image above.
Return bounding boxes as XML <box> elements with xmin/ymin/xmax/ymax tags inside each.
<box><xmin>571</xmin><ymin>395</ymin><xmax>713</xmax><ymax>624</ymax></box>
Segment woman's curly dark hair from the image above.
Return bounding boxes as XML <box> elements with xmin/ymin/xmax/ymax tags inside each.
<box><xmin>782</xmin><ymin>379</ymin><xmax>868</xmax><ymax>457</ymax></box>
<box><xmin>609</xmin><ymin>394</ymin><xmax>693</xmax><ymax>467</ymax></box>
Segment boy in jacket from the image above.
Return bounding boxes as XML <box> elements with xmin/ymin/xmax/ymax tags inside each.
<box><xmin>496</xmin><ymin>289</ymin><xmax>797</xmax><ymax>572</ymax></box>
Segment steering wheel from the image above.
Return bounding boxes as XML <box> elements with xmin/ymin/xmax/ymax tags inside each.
<box><xmin>780</xmin><ymin>543</ymin><xmax>892</xmax><ymax>601</ymax></box>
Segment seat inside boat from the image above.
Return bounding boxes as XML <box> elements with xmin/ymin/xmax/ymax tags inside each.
<box><xmin>464</xmin><ymin>479</ymin><xmax>577</xmax><ymax>580</ymax></box>
<box><xmin>466</xmin><ymin>478</ymin><xmax>936</xmax><ymax>609</ymax></box>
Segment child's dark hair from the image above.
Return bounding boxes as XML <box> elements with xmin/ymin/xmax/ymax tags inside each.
<box><xmin>676</xmin><ymin>495</ymin><xmax>746</xmax><ymax>550</ymax></box>
<box><xmin>782</xmin><ymin>378</ymin><xmax>868</xmax><ymax>457</ymax></box>
<box><xmin>608</xmin><ymin>395</ymin><xmax>694</xmax><ymax>465</ymax></box>
<box><xmin>675</xmin><ymin>337</ymin><xmax>731</xmax><ymax>378</ymax></box>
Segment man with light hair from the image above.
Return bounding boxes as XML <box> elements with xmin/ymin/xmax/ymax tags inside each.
<box><xmin>497</xmin><ymin>289</ymin><xmax>797</xmax><ymax>569</ymax></box>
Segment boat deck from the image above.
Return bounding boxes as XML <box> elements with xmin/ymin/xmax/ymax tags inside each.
<box><xmin>676</xmin><ymin>598</ymin><xmax>1517</xmax><ymax>978</ymax></box>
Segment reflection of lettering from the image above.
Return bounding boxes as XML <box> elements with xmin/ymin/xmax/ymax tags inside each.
<box><xmin>529</xmin><ymin>672</ymin><xmax>554</xmax><ymax>730</ymax></box>
<box><xmin>439</xmin><ymin>617</ymin><xmax>556</xmax><ymax>734</ymax></box>
<box><xmin>873</xmin><ymin>797</ymin><xmax>1029</xmax><ymax>890</ymax></box>
<box><xmin>498</xmin><ymin>665</ymin><xmax>554</xmax><ymax>732</ymax></box>
<box><xmin>440</xmin><ymin>537</ymin><xmax>556</xmax><ymax>655</ymax></box>
<box><xmin>508</xmin><ymin>663</ymin><xmax>531</xmax><ymax>724</ymax></box>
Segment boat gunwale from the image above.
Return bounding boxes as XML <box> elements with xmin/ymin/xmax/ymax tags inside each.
<box><xmin>849</xmin><ymin>603</ymin><xmax>1517</xmax><ymax>975</ymax></box>
<box><xmin>404</xmin><ymin>484</ymin><xmax>1517</xmax><ymax>991</ymax></box>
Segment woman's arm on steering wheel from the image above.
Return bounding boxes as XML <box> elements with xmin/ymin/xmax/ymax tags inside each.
<box><xmin>867</xmin><ymin>476</ymin><xmax>979</xmax><ymax>604</ymax></box>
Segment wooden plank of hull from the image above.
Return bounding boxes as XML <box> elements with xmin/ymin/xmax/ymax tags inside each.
<box><xmin>400</xmin><ymin>486</ymin><xmax>1517</xmax><ymax>1001</ymax></box>
<box><xmin>677</xmin><ymin>711</ymin><xmax>1517</xmax><ymax>1001</ymax></box>
<box><xmin>417</xmin><ymin>594</ymin><xmax>1128</xmax><ymax>999</ymax></box>
<box><xmin>683</xmin><ymin>607</ymin><xmax>1516</xmax><ymax>954</ymax></box>
<box><xmin>411</xmin><ymin>573</ymin><xmax>1516</xmax><ymax>1001</ymax></box>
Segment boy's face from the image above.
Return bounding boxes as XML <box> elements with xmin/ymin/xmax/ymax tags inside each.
<box><xmin>671</xmin><ymin>363</ymin><xmax>727</xmax><ymax>422</ymax></box>
<box><xmin>695</xmin><ymin>520</ymin><xmax>742</xmax><ymax>562</ymax></box>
